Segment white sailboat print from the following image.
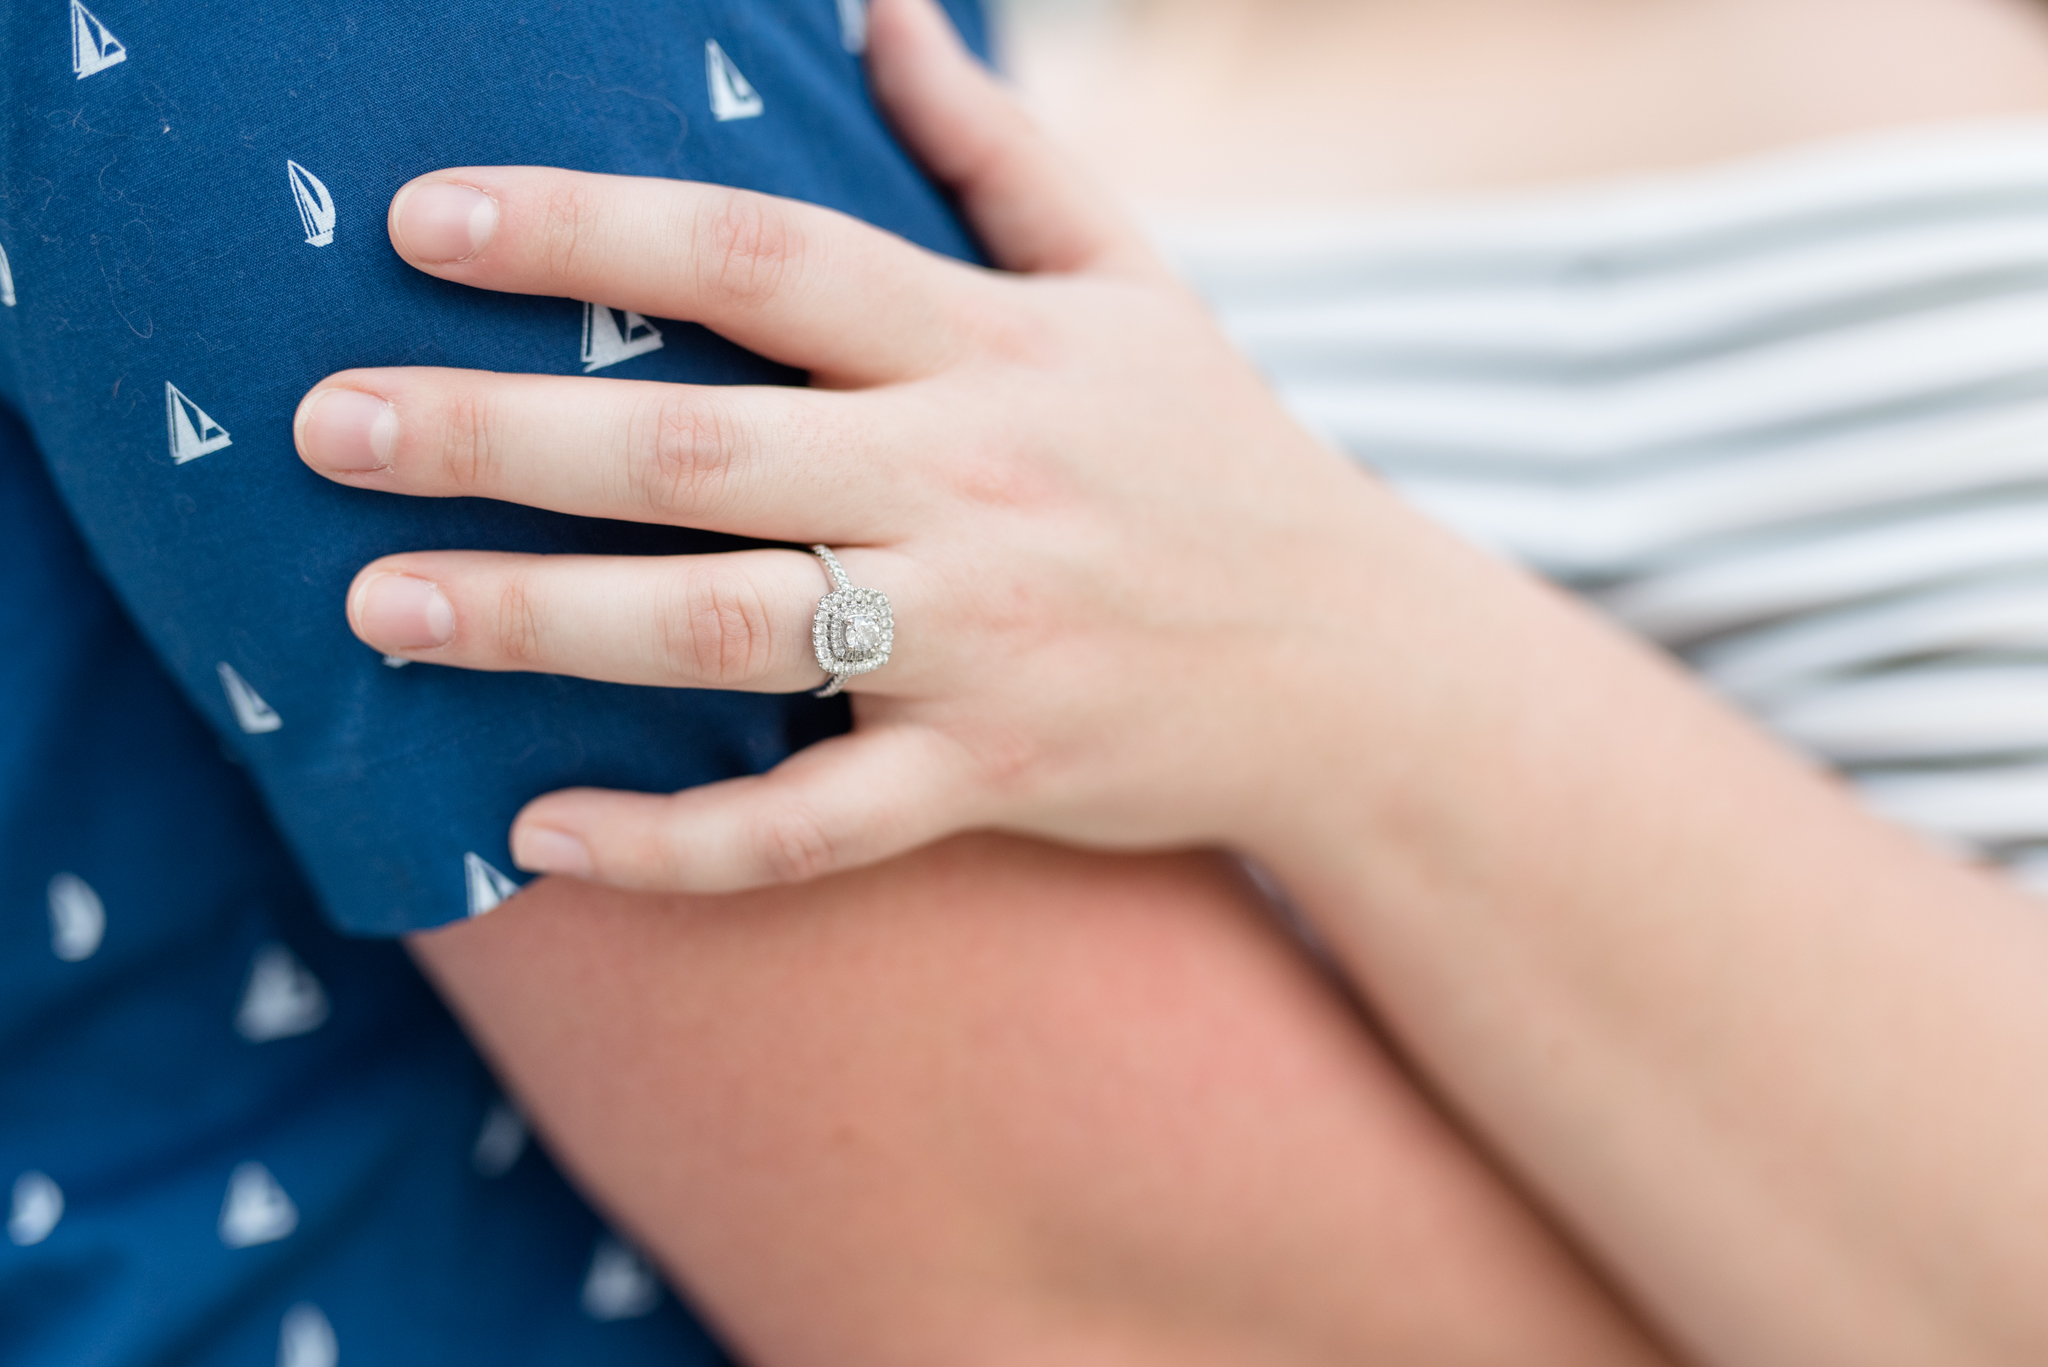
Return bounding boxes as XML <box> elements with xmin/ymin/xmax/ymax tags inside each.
<box><xmin>47</xmin><ymin>873</ymin><xmax>106</xmax><ymax>962</ymax></box>
<box><xmin>286</xmin><ymin>161</ymin><xmax>336</xmax><ymax>247</ymax></box>
<box><xmin>166</xmin><ymin>382</ymin><xmax>232</xmax><ymax>463</ymax></box>
<box><xmin>278</xmin><ymin>1305</ymin><xmax>338</xmax><ymax>1367</ymax></box>
<box><xmin>837</xmin><ymin>0</ymin><xmax>868</xmax><ymax>54</ymax></box>
<box><xmin>70</xmin><ymin>1</ymin><xmax>127</xmax><ymax>79</ymax></box>
<box><xmin>470</xmin><ymin>1099</ymin><xmax>529</xmax><ymax>1178</ymax></box>
<box><xmin>580</xmin><ymin>301</ymin><xmax>664</xmax><ymax>372</ymax></box>
<box><xmin>705</xmin><ymin>40</ymin><xmax>764</xmax><ymax>121</ymax></box>
<box><xmin>582</xmin><ymin>1237</ymin><xmax>663</xmax><ymax>1321</ymax></box>
<box><xmin>0</xmin><ymin>241</ymin><xmax>15</xmax><ymax>307</ymax></box>
<box><xmin>8</xmin><ymin>1172</ymin><xmax>63</xmax><ymax>1248</ymax></box>
<box><xmin>217</xmin><ymin>662</ymin><xmax>282</xmax><ymax>734</ymax></box>
<box><xmin>464</xmin><ymin>851</ymin><xmax>520</xmax><ymax>917</ymax></box>
<box><xmin>235</xmin><ymin>942</ymin><xmax>329</xmax><ymax>1042</ymax></box>
<box><xmin>218</xmin><ymin>1162</ymin><xmax>298</xmax><ymax>1248</ymax></box>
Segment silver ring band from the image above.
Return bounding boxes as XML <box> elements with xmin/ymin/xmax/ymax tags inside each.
<box><xmin>810</xmin><ymin>545</ymin><xmax>893</xmax><ymax>698</ymax></box>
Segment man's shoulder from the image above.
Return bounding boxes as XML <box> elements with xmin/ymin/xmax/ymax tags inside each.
<box><xmin>0</xmin><ymin>0</ymin><xmax>986</xmax><ymax>936</ymax></box>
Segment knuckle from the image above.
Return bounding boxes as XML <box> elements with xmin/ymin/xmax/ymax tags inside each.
<box><xmin>538</xmin><ymin>180</ymin><xmax>601</xmax><ymax>281</ymax></box>
<box><xmin>692</xmin><ymin>191</ymin><xmax>803</xmax><ymax>311</ymax></box>
<box><xmin>660</xmin><ymin>568</ymin><xmax>777</xmax><ymax>687</ymax></box>
<box><xmin>636</xmin><ymin>801</ymin><xmax>698</xmax><ymax>889</ymax></box>
<box><xmin>747</xmin><ymin>800</ymin><xmax>839</xmax><ymax>885</ymax></box>
<box><xmin>435</xmin><ymin>389</ymin><xmax>498</xmax><ymax>490</ymax></box>
<box><xmin>625</xmin><ymin>390</ymin><xmax>736</xmax><ymax>516</ymax></box>
<box><xmin>931</xmin><ymin>417</ymin><xmax>1069</xmax><ymax>515</ymax></box>
<box><xmin>970</xmin><ymin>727</ymin><xmax>1043</xmax><ymax>799</ymax></box>
<box><xmin>493</xmin><ymin>572</ymin><xmax>546</xmax><ymax>667</ymax></box>
<box><xmin>944</xmin><ymin>444</ymin><xmax>1057</xmax><ymax>513</ymax></box>
<box><xmin>957</xmin><ymin>285</ymin><xmax>1061</xmax><ymax>368</ymax></box>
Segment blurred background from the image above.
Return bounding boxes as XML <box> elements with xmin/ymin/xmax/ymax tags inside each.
<box><xmin>986</xmin><ymin>0</ymin><xmax>2048</xmax><ymax>208</ymax></box>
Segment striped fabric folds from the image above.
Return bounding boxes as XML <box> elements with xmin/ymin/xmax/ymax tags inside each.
<box><xmin>1160</xmin><ymin>118</ymin><xmax>2048</xmax><ymax>886</ymax></box>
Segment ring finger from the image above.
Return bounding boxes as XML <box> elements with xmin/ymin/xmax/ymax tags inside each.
<box><xmin>348</xmin><ymin>546</ymin><xmax>922</xmax><ymax>695</ymax></box>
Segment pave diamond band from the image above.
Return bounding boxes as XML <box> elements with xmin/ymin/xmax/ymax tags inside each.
<box><xmin>810</xmin><ymin>545</ymin><xmax>893</xmax><ymax>698</ymax></box>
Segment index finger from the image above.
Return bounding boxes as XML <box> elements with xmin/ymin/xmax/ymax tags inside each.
<box><xmin>386</xmin><ymin>169</ymin><xmax>998</xmax><ymax>386</ymax></box>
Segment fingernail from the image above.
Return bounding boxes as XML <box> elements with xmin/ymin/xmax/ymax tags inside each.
<box><xmin>300</xmin><ymin>388</ymin><xmax>397</xmax><ymax>473</ymax></box>
<box><xmin>393</xmin><ymin>182</ymin><xmax>499</xmax><ymax>263</ymax></box>
<box><xmin>352</xmin><ymin>572</ymin><xmax>456</xmax><ymax>651</ymax></box>
<box><xmin>513</xmin><ymin>827</ymin><xmax>595</xmax><ymax>879</ymax></box>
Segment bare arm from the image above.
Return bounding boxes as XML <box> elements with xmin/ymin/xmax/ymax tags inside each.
<box><xmin>1259</xmin><ymin>519</ymin><xmax>2048</xmax><ymax>1367</ymax></box>
<box><xmin>410</xmin><ymin>835</ymin><xmax>1675</xmax><ymax>1367</ymax></box>
<box><xmin>305</xmin><ymin>2</ymin><xmax>2048</xmax><ymax>1360</ymax></box>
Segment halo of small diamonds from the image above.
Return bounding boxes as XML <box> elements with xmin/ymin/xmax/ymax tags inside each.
<box><xmin>810</xmin><ymin>547</ymin><xmax>893</xmax><ymax>696</ymax></box>
<box><xmin>813</xmin><ymin>587</ymin><xmax>894</xmax><ymax>678</ymax></box>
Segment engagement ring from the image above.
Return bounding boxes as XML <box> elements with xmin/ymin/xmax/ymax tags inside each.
<box><xmin>811</xmin><ymin>545</ymin><xmax>893</xmax><ymax>698</ymax></box>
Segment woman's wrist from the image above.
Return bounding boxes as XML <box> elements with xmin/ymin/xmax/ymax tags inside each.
<box><xmin>1229</xmin><ymin>488</ymin><xmax>1573</xmax><ymax>896</ymax></box>
<box><xmin>1232</xmin><ymin>489</ymin><xmax>2048</xmax><ymax>1359</ymax></box>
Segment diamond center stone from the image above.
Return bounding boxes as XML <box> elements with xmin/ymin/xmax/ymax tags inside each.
<box><xmin>843</xmin><ymin>615</ymin><xmax>883</xmax><ymax>654</ymax></box>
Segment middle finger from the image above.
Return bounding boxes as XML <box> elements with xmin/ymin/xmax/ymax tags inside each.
<box><xmin>296</xmin><ymin>367</ymin><xmax>911</xmax><ymax>544</ymax></box>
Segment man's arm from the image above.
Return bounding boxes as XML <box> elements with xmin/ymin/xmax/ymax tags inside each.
<box><xmin>411</xmin><ymin>835</ymin><xmax>1677</xmax><ymax>1367</ymax></box>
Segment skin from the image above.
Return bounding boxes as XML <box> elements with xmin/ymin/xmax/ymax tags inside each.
<box><xmin>340</xmin><ymin>0</ymin><xmax>2048</xmax><ymax>1362</ymax></box>
<box><xmin>401</xmin><ymin>6</ymin><xmax>1687</xmax><ymax>1361</ymax></box>
<box><xmin>418</xmin><ymin>839</ymin><xmax>1671</xmax><ymax>1367</ymax></box>
<box><xmin>1009</xmin><ymin>0</ymin><xmax>2048</xmax><ymax>205</ymax></box>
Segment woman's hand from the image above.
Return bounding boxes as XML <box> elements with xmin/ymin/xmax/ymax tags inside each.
<box><xmin>292</xmin><ymin>4</ymin><xmax>2048</xmax><ymax>1356</ymax></box>
<box><xmin>294</xmin><ymin>0</ymin><xmax>1393</xmax><ymax>892</ymax></box>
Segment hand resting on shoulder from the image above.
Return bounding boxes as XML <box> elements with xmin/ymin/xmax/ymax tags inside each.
<box><xmin>308</xmin><ymin>1</ymin><xmax>2048</xmax><ymax>1363</ymax></box>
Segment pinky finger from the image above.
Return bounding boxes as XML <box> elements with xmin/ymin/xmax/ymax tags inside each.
<box><xmin>508</xmin><ymin>726</ymin><xmax>982</xmax><ymax>894</ymax></box>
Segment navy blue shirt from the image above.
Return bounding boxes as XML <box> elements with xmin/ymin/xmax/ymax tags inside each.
<box><xmin>0</xmin><ymin>0</ymin><xmax>984</xmax><ymax>1360</ymax></box>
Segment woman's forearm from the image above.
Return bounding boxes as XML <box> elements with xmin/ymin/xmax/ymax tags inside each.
<box><xmin>1263</xmin><ymin>499</ymin><xmax>2048</xmax><ymax>1367</ymax></box>
<box><xmin>290</xmin><ymin>6</ymin><xmax>2048</xmax><ymax>1356</ymax></box>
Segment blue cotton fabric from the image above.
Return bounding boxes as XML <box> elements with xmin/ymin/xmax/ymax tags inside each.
<box><xmin>0</xmin><ymin>0</ymin><xmax>985</xmax><ymax>1361</ymax></box>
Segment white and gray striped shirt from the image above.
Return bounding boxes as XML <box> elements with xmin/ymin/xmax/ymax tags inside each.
<box><xmin>1162</xmin><ymin>118</ymin><xmax>2048</xmax><ymax>886</ymax></box>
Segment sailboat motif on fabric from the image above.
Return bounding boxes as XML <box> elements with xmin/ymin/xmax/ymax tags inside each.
<box><xmin>47</xmin><ymin>873</ymin><xmax>106</xmax><ymax>962</ymax></box>
<box><xmin>837</xmin><ymin>0</ymin><xmax>868</xmax><ymax>54</ymax></box>
<box><xmin>217</xmin><ymin>662</ymin><xmax>282</xmax><ymax>734</ymax></box>
<box><xmin>218</xmin><ymin>1161</ymin><xmax>298</xmax><ymax>1248</ymax></box>
<box><xmin>286</xmin><ymin>161</ymin><xmax>336</xmax><ymax>247</ymax></box>
<box><xmin>8</xmin><ymin>1172</ymin><xmax>63</xmax><ymax>1248</ymax></box>
<box><xmin>0</xmin><ymin>241</ymin><xmax>15</xmax><ymax>307</ymax></box>
<box><xmin>278</xmin><ymin>1305</ymin><xmax>338</xmax><ymax>1367</ymax></box>
<box><xmin>70</xmin><ymin>1</ymin><xmax>127</xmax><ymax>79</ymax></box>
<box><xmin>464</xmin><ymin>851</ymin><xmax>520</xmax><ymax>917</ymax></box>
<box><xmin>235</xmin><ymin>942</ymin><xmax>330</xmax><ymax>1042</ymax></box>
<box><xmin>166</xmin><ymin>382</ymin><xmax>232</xmax><ymax>463</ymax></box>
<box><xmin>582</xmin><ymin>1237</ymin><xmax>663</xmax><ymax>1321</ymax></box>
<box><xmin>471</xmin><ymin>1099</ymin><xmax>530</xmax><ymax>1178</ymax></box>
<box><xmin>580</xmin><ymin>301</ymin><xmax>664</xmax><ymax>372</ymax></box>
<box><xmin>705</xmin><ymin>40</ymin><xmax>764</xmax><ymax>121</ymax></box>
